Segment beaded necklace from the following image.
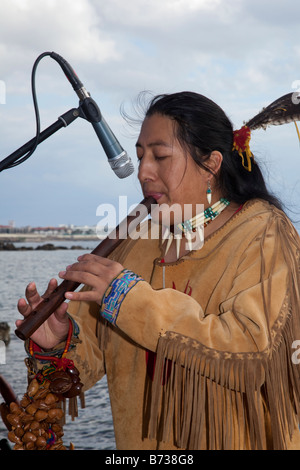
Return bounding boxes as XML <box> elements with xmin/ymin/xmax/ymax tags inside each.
<box><xmin>162</xmin><ymin>198</ymin><xmax>230</xmax><ymax>259</ymax></box>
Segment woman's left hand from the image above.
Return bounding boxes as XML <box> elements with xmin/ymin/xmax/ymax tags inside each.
<box><xmin>59</xmin><ymin>254</ymin><xmax>124</xmax><ymax>305</ymax></box>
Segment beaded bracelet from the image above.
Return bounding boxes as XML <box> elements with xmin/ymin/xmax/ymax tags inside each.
<box><xmin>27</xmin><ymin>316</ymin><xmax>78</xmax><ymax>365</ymax></box>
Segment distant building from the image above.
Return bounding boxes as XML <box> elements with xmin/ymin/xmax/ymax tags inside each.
<box><xmin>0</xmin><ymin>223</ymin><xmax>98</xmax><ymax>238</ymax></box>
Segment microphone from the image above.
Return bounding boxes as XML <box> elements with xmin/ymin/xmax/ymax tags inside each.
<box><xmin>50</xmin><ymin>52</ymin><xmax>134</xmax><ymax>179</ymax></box>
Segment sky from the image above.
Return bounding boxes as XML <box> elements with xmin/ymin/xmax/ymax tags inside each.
<box><xmin>0</xmin><ymin>0</ymin><xmax>300</xmax><ymax>230</ymax></box>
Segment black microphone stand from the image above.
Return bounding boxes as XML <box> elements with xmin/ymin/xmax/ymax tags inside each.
<box><xmin>0</xmin><ymin>107</ymin><xmax>81</xmax><ymax>172</ymax></box>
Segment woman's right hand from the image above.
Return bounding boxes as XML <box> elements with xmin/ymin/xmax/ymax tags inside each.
<box><xmin>16</xmin><ymin>278</ymin><xmax>70</xmax><ymax>350</ymax></box>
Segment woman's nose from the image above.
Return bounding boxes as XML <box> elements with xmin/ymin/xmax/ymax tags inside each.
<box><xmin>138</xmin><ymin>154</ymin><xmax>156</xmax><ymax>184</ymax></box>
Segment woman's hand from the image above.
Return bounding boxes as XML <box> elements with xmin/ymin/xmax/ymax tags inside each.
<box><xmin>16</xmin><ymin>254</ymin><xmax>123</xmax><ymax>350</ymax></box>
<box><xmin>58</xmin><ymin>254</ymin><xmax>124</xmax><ymax>305</ymax></box>
<box><xmin>16</xmin><ymin>279</ymin><xmax>70</xmax><ymax>350</ymax></box>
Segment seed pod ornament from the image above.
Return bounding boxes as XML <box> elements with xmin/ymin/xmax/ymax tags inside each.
<box><xmin>7</xmin><ymin>326</ymin><xmax>84</xmax><ymax>450</ymax></box>
<box><xmin>7</xmin><ymin>378</ymin><xmax>66</xmax><ymax>450</ymax></box>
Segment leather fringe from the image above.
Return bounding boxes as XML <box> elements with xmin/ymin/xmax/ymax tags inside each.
<box><xmin>147</xmin><ymin>208</ymin><xmax>300</xmax><ymax>450</ymax></box>
<box><xmin>62</xmin><ymin>392</ymin><xmax>85</xmax><ymax>422</ymax></box>
<box><xmin>147</xmin><ymin>301</ymin><xmax>300</xmax><ymax>449</ymax></box>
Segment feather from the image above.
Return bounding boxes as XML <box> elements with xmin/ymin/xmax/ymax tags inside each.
<box><xmin>246</xmin><ymin>92</ymin><xmax>300</xmax><ymax>131</ymax></box>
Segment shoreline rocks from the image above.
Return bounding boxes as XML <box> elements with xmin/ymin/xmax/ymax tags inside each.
<box><xmin>0</xmin><ymin>242</ymin><xmax>89</xmax><ymax>251</ymax></box>
<box><xmin>0</xmin><ymin>322</ymin><xmax>10</xmax><ymax>346</ymax></box>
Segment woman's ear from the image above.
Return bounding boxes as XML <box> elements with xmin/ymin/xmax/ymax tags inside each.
<box><xmin>207</xmin><ymin>151</ymin><xmax>223</xmax><ymax>175</ymax></box>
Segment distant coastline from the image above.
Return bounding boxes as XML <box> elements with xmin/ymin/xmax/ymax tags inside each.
<box><xmin>0</xmin><ymin>241</ymin><xmax>97</xmax><ymax>251</ymax></box>
<box><xmin>0</xmin><ymin>233</ymin><xmax>102</xmax><ymax>243</ymax></box>
<box><xmin>0</xmin><ymin>233</ymin><xmax>104</xmax><ymax>251</ymax></box>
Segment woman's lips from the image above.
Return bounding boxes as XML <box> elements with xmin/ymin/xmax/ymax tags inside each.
<box><xmin>145</xmin><ymin>192</ymin><xmax>164</xmax><ymax>201</ymax></box>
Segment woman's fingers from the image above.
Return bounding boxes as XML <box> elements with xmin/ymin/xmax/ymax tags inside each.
<box><xmin>58</xmin><ymin>255</ymin><xmax>124</xmax><ymax>304</ymax></box>
<box><xmin>76</xmin><ymin>254</ymin><xmax>113</xmax><ymax>266</ymax></box>
<box><xmin>64</xmin><ymin>289</ymin><xmax>104</xmax><ymax>303</ymax></box>
<box><xmin>41</xmin><ymin>278</ymin><xmax>58</xmax><ymax>298</ymax></box>
<box><xmin>65</xmin><ymin>254</ymin><xmax>121</xmax><ymax>276</ymax></box>
<box><xmin>16</xmin><ymin>279</ymin><xmax>70</xmax><ymax>350</ymax></box>
<box><xmin>59</xmin><ymin>269</ymin><xmax>106</xmax><ymax>289</ymax></box>
<box><xmin>25</xmin><ymin>282</ymin><xmax>41</xmax><ymax>306</ymax></box>
<box><xmin>18</xmin><ymin>255</ymin><xmax>124</xmax><ymax>312</ymax></box>
<box><xmin>62</xmin><ymin>255</ymin><xmax>123</xmax><ymax>281</ymax></box>
<box><xmin>17</xmin><ymin>278</ymin><xmax>61</xmax><ymax>318</ymax></box>
<box><xmin>17</xmin><ymin>282</ymin><xmax>42</xmax><ymax>318</ymax></box>
<box><xmin>17</xmin><ymin>297</ymin><xmax>32</xmax><ymax>318</ymax></box>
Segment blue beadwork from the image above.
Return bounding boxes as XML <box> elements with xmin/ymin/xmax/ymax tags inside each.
<box><xmin>100</xmin><ymin>269</ymin><xmax>143</xmax><ymax>325</ymax></box>
<box><xmin>180</xmin><ymin>198</ymin><xmax>230</xmax><ymax>233</ymax></box>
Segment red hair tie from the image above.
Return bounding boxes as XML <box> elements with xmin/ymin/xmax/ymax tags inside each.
<box><xmin>232</xmin><ymin>125</ymin><xmax>253</xmax><ymax>172</ymax></box>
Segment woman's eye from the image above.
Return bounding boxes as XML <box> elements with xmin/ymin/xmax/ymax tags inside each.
<box><xmin>154</xmin><ymin>155</ymin><xmax>168</xmax><ymax>160</ymax></box>
<box><xmin>136</xmin><ymin>154</ymin><xmax>167</xmax><ymax>162</ymax></box>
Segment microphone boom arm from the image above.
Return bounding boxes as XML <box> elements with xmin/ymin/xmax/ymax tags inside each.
<box><xmin>1</xmin><ymin>51</ymin><xmax>133</xmax><ymax>177</ymax></box>
<box><xmin>0</xmin><ymin>96</ymin><xmax>126</xmax><ymax>172</ymax></box>
<box><xmin>0</xmin><ymin>107</ymin><xmax>80</xmax><ymax>172</ymax></box>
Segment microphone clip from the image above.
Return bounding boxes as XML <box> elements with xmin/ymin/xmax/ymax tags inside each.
<box><xmin>77</xmin><ymin>96</ymin><xmax>102</xmax><ymax>124</ymax></box>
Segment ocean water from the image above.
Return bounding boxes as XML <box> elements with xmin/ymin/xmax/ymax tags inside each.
<box><xmin>0</xmin><ymin>241</ymin><xmax>116</xmax><ymax>450</ymax></box>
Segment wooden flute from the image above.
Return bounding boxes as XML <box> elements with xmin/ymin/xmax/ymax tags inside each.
<box><xmin>15</xmin><ymin>196</ymin><xmax>156</xmax><ymax>341</ymax></box>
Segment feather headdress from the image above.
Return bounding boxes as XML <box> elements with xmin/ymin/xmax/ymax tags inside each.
<box><xmin>233</xmin><ymin>92</ymin><xmax>300</xmax><ymax>171</ymax></box>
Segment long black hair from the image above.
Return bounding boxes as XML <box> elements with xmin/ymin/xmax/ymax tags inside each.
<box><xmin>143</xmin><ymin>91</ymin><xmax>283</xmax><ymax>210</ymax></box>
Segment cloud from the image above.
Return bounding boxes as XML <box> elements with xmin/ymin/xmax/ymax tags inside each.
<box><xmin>0</xmin><ymin>0</ymin><xmax>299</xmax><ymax>227</ymax></box>
<box><xmin>1</xmin><ymin>0</ymin><xmax>118</xmax><ymax>63</ymax></box>
<box><xmin>2</xmin><ymin>0</ymin><xmax>300</xmax><ymax>102</ymax></box>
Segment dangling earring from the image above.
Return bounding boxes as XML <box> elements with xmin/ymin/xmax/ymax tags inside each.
<box><xmin>206</xmin><ymin>180</ymin><xmax>212</xmax><ymax>205</ymax></box>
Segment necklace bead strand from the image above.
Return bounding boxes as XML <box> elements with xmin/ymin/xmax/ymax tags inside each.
<box><xmin>162</xmin><ymin>198</ymin><xmax>230</xmax><ymax>259</ymax></box>
<box><xmin>180</xmin><ymin>198</ymin><xmax>230</xmax><ymax>234</ymax></box>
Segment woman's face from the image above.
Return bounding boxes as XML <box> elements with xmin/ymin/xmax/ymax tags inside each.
<box><xmin>136</xmin><ymin>113</ymin><xmax>210</xmax><ymax>224</ymax></box>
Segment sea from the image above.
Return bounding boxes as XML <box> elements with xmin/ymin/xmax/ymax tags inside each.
<box><xmin>0</xmin><ymin>240</ymin><xmax>116</xmax><ymax>450</ymax></box>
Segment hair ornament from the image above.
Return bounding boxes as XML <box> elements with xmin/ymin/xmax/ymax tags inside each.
<box><xmin>233</xmin><ymin>92</ymin><xmax>300</xmax><ymax>172</ymax></box>
<box><xmin>232</xmin><ymin>125</ymin><xmax>253</xmax><ymax>172</ymax></box>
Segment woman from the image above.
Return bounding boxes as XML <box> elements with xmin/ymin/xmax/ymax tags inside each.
<box><xmin>16</xmin><ymin>92</ymin><xmax>300</xmax><ymax>450</ymax></box>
